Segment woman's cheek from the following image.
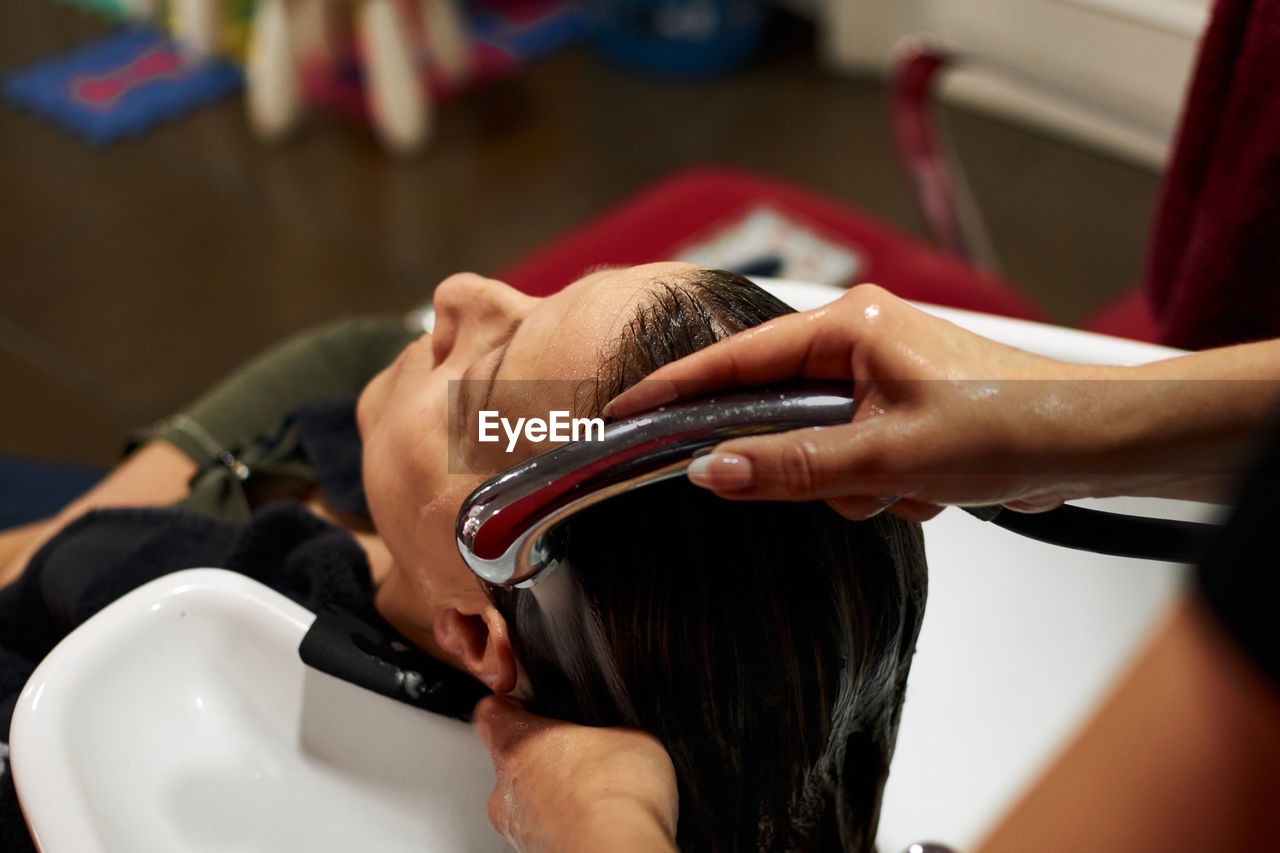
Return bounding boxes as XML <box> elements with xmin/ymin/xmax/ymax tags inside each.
<box><xmin>355</xmin><ymin>369</ymin><xmax>391</xmax><ymax>439</ymax></box>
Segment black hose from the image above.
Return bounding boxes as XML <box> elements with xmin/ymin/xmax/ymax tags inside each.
<box><xmin>965</xmin><ymin>504</ymin><xmax>1220</xmax><ymax>564</ymax></box>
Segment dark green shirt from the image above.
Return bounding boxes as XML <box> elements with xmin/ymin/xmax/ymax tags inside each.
<box><xmin>139</xmin><ymin>317</ymin><xmax>420</xmax><ymax>520</ymax></box>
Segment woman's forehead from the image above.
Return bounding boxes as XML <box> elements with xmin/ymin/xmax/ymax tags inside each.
<box><xmin>526</xmin><ymin>262</ymin><xmax>701</xmax><ymax>375</ymax></box>
<box><xmin>468</xmin><ymin>263</ymin><xmax>703</xmax><ymax>468</ymax></box>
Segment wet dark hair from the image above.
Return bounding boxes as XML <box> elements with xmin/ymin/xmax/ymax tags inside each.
<box><xmin>487</xmin><ymin>269</ymin><xmax>927</xmax><ymax>852</ymax></box>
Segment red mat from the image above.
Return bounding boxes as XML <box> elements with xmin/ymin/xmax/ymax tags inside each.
<box><xmin>496</xmin><ymin>167</ymin><xmax>1049</xmax><ymax>323</ymax></box>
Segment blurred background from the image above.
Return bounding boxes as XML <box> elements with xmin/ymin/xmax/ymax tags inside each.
<box><xmin>1</xmin><ymin>0</ymin><xmax>1206</xmax><ymax>469</ymax></box>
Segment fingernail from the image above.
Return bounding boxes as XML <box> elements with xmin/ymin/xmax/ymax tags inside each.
<box><xmin>1003</xmin><ymin>494</ymin><xmax>1061</xmax><ymax>513</ymax></box>
<box><xmin>686</xmin><ymin>453</ymin><xmax>753</xmax><ymax>491</ymax></box>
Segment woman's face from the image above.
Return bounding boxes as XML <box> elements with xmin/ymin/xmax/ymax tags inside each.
<box><xmin>357</xmin><ymin>261</ymin><xmax>701</xmax><ymax>669</ymax></box>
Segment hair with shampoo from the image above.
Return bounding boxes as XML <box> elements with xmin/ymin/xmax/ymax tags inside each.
<box><xmin>486</xmin><ymin>269</ymin><xmax>928</xmax><ymax>852</ymax></box>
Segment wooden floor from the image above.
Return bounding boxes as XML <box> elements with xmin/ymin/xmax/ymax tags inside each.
<box><xmin>0</xmin><ymin>1</ymin><xmax>1162</xmax><ymax>466</ymax></box>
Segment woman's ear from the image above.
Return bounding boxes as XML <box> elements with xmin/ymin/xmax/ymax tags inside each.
<box><xmin>433</xmin><ymin>605</ymin><xmax>518</xmax><ymax>694</ymax></box>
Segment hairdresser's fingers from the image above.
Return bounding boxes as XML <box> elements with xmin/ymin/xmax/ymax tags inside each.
<box><xmin>604</xmin><ymin>311</ymin><xmax>843</xmax><ymax>417</ymax></box>
<box><xmin>887</xmin><ymin>498</ymin><xmax>947</xmax><ymax>522</ymax></box>
<box><xmin>1002</xmin><ymin>494</ymin><xmax>1066</xmax><ymax>513</ymax></box>
<box><xmin>473</xmin><ymin>694</ymin><xmax>548</xmax><ymax>759</ymax></box>
<box><xmin>824</xmin><ymin>494</ymin><xmax>901</xmax><ymax>521</ymax></box>
<box><xmin>823</xmin><ymin>494</ymin><xmax>946</xmax><ymax>522</ymax></box>
<box><xmin>685</xmin><ymin>420</ymin><xmax>912</xmax><ymax>503</ymax></box>
<box><xmin>474</xmin><ymin>696</ymin><xmax>679</xmax><ymax>853</ymax></box>
<box><xmin>605</xmin><ymin>285</ymin><xmax>904</xmax><ymax>417</ymax></box>
<box><xmin>474</xmin><ymin>696</ymin><xmax>559</xmax><ymax>847</ymax></box>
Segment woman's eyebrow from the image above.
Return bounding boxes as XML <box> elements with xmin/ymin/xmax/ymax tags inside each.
<box><xmin>481</xmin><ymin>319</ymin><xmax>523</xmax><ymax>410</ymax></box>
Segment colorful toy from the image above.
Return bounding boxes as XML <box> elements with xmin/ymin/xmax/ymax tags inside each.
<box><xmin>54</xmin><ymin>0</ymin><xmax>256</xmax><ymax>59</ymax></box>
<box><xmin>6</xmin><ymin>0</ymin><xmax>580</xmax><ymax>151</ymax></box>
<box><xmin>246</xmin><ymin>0</ymin><xmax>474</xmax><ymax>154</ymax></box>
<box><xmin>3</xmin><ymin>27</ymin><xmax>242</xmax><ymax>146</ymax></box>
<box><xmin>469</xmin><ymin>0</ymin><xmax>585</xmax><ymax>62</ymax></box>
<box><xmin>262</xmin><ymin>0</ymin><xmax>583</xmax><ymax>154</ymax></box>
<box><xmin>301</xmin><ymin>0</ymin><xmax>584</xmax><ymax>123</ymax></box>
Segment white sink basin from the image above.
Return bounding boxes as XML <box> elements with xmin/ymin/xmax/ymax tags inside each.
<box><xmin>12</xmin><ymin>280</ymin><xmax>1209</xmax><ymax>852</ymax></box>
<box><xmin>10</xmin><ymin>569</ymin><xmax>510</xmax><ymax>853</ymax></box>
<box><xmin>759</xmin><ymin>279</ymin><xmax>1207</xmax><ymax>851</ymax></box>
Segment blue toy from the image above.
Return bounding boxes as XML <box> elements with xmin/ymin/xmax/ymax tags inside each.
<box><xmin>3</xmin><ymin>27</ymin><xmax>241</xmax><ymax>146</ymax></box>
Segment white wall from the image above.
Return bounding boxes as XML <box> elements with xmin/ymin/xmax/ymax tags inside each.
<box><xmin>821</xmin><ymin>0</ymin><xmax>1211</xmax><ymax>169</ymax></box>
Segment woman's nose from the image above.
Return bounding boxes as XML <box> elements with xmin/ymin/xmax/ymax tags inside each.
<box><xmin>430</xmin><ymin>273</ymin><xmax>535</xmax><ymax>365</ymax></box>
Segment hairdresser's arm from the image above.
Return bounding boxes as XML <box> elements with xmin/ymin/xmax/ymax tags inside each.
<box><xmin>473</xmin><ymin>696</ymin><xmax>679</xmax><ymax>853</ymax></box>
<box><xmin>606</xmin><ymin>285</ymin><xmax>1280</xmax><ymax>520</ymax></box>
<box><xmin>0</xmin><ymin>441</ymin><xmax>196</xmax><ymax>587</ymax></box>
<box><xmin>975</xmin><ymin>595</ymin><xmax>1280</xmax><ymax>853</ymax></box>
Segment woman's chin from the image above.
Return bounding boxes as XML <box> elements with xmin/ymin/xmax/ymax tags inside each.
<box><xmin>355</xmin><ymin>370</ymin><xmax>388</xmax><ymax>439</ymax></box>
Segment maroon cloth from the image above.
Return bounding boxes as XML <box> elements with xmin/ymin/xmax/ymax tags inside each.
<box><xmin>494</xmin><ymin>167</ymin><xmax>1050</xmax><ymax>323</ymax></box>
<box><xmin>1145</xmin><ymin>0</ymin><xmax>1280</xmax><ymax>350</ymax></box>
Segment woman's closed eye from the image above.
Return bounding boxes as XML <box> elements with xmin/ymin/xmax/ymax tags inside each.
<box><xmin>481</xmin><ymin>320</ymin><xmax>522</xmax><ymax>410</ymax></box>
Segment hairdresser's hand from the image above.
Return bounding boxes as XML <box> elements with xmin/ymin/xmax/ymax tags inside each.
<box><xmin>474</xmin><ymin>696</ymin><xmax>679</xmax><ymax>853</ymax></box>
<box><xmin>607</xmin><ymin>284</ymin><xmax>1183</xmax><ymax>520</ymax></box>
